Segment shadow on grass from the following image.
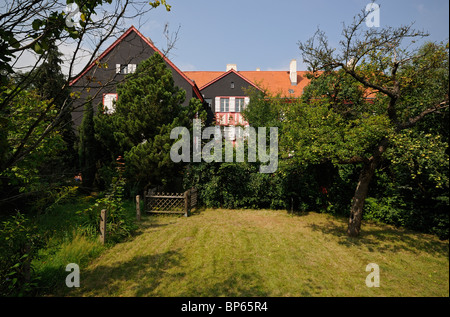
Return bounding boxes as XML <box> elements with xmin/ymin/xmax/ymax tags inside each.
<box><xmin>190</xmin><ymin>205</ymin><xmax>207</xmax><ymax>216</ymax></box>
<box><xmin>307</xmin><ymin>216</ymin><xmax>449</xmax><ymax>257</ymax></box>
<box><xmin>128</xmin><ymin>214</ymin><xmax>178</xmax><ymax>240</ymax></box>
<box><xmin>179</xmin><ymin>272</ymin><xmax>269</xmax><ymax>297</ymax></box>
<box><xmin>66</xmin><ymin>249</ymin><xmax>183</xmax><ymax>296</ymax></box>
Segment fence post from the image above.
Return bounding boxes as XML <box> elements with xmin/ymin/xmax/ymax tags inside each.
<box><xmin>136</xmin><ymin>195</ymin><xmax>141</xmax><ymax>221</ymax></box>
<box><xmin>184</xmin><ymin>189</ymin><xmax>190</xmax><ymax>217</ymax></box>
<box><xmin>100</xmin><ymin>209</ymin><xmax>107</xmax><ymax>244</ymax></box>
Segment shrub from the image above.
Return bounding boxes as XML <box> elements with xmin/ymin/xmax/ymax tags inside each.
<box><xmin>0</xmin><ymin>212</ymin><xmax>42</xmax><ymax>296</ymax></box>
<box><xmin>78</xmin><ymin>175</ymin><xmax>137</xmax><ymax>243</ymax></box>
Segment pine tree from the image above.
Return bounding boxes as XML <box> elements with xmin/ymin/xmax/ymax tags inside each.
<box><xmin>94</xmin><ymin>52</ymin><xmax>206</xmax><ymax>192</ymax></box>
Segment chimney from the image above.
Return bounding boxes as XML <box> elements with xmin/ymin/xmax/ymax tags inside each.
<box><xmin>226</xmin><ymin>64</ymin><xmax>237</xmax><ymax>71</ymax></box>
<box><xmin>289</xmin><ymin>59</ymin><xmax>297</xmax><ymax>86</ymax></box>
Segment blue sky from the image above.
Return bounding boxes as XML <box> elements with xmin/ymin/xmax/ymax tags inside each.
<box><xmin>127</xmin><ymin>0</ymin><xmax>449</xmax><ymax>72</ymax></box>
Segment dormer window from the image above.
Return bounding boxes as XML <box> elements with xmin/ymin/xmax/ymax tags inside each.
<box><xmin>116</xmin><ymin>64</ymin><xmax>136</xmax><ymax>74</ymax></box>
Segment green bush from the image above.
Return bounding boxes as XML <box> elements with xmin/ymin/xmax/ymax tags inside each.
<box><xmin>78</xmin><ymin>175</ymin><xmax>137</xmax><ymax>243</ymax></box>
<box><xmin>183</xmin><ymin>152</ymin><xmax>324</xmax><ymax>212</ymax></box>
<box><xmin>0</xmin><ymin>212</ymin><xmax>42</xmax><ymax>296</ymax></box>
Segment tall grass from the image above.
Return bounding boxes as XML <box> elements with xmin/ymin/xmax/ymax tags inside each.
<box><xmin>30</xmin><ymin>197</ymin><xmax>138</xmax><ymax>295</ymax></box>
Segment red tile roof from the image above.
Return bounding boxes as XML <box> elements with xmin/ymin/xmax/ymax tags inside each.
<box><xmin>184</xmin><ymin>70</ymin><xmax>313</xmax><ymax>98</ymax></box>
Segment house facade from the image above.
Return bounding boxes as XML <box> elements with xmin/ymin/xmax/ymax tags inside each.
<box><xmin>184</xmin><ymin>60</ymin><xmax>312</xmax><ymax>140</ymax></box>
<box><xmin>69</xmin><ymin>26</ymin><xmax>203</xmax><ymax>127</ymax></box>
<box><xmin>69</xmin><ymin>26</ymin><xmax>313</xmax><ymax>138</ymax></box>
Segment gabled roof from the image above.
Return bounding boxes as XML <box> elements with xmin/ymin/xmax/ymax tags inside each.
<box><xmin>69</xmin><ymin>26</ymin><xmax>203</xmax><ymax>101</ymax></box>
<box><xmin>195</xmin><ymin>69</ymin><xmax>262</xmax><ymax>91</ymax></box>
<box><xmin>184</xmin><ymin>70</ymin><xmax>313</xmax><ymax>98</ymax></box>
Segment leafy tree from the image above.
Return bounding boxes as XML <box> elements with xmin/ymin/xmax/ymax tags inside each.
<box><xmin>0</xmin><ymin>85</ymin><xmax>65</xmax><ymax>210</ymax></box>
<box><xmin>293</xmin><ymin>7</ymin><xmax>449</xmax><ymax>236</ymax></box>
<box><xmin>0</xmin><ymin>0</ymin><xmax>171</xmax><ymax>177</ymax></box>
<box><xmin>18</xmin><ymin>42</ymin><xmax>77</xmax><ymax>182</ymax></box>
<box><xmin>242</xmin><ymin>88</ymin><xmax>284</xmax><ymax>130</ymax></box>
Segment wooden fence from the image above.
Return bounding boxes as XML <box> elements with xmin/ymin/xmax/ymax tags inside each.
<box><xmin>144</xmin><ymin>187</ymin><xmax>198</xmax><ymax>217</ymax></box>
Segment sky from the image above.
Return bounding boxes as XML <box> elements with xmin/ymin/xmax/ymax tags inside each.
<box><xmin>12</xmin><ymin>0</ymin><xmax>450</xmax><ymax>74</ymax></box>
<box><xmin>129</xmin><ymin>0</ymin><xmax>449</xmax><ymax>72</ymax></box>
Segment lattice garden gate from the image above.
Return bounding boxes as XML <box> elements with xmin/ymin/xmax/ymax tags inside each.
<box><xmin>144</xmin><ymin>187</ymin><xmax>198</xmax><ymax>217</ymax></box>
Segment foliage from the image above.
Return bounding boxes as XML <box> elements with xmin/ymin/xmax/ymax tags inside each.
<box><xmin>0</xmin><ymin>85</ymin><xmax>66</xmax><ymax>211</ymax></box>
<box><xmin>78</xmin><ymin>101</ymin><xmax>99</xmax><ymax>189</ymax></box>
<box><xmin>242</xmin><ymin>87</ymin><xmax>284</xmax><ymax>131</ymax></box>
<box><xmin>283</xmin><ymin>98</ymin><xmax>393</xmax><ymax>165</ymax></box>
<box><xmin>0</xmin><ymin>41</ymin><xmax>78</xmax><ymax>213</ymax></box>
<box><xmin>297</xmin><ymin>30</ymin><xmax>449</xmax><ymax>236</ymax></box>
<box><xmin>0</xmin><ymin>212</ymin><xmax>42</xmax><ymax>296</ymax></box>
<box><xmin>386</xmin><ymin>129</ymin><xmax>448</xmax><ymax>188</ymax></box>
<box><xmin>240</xmin><ymin>37</ymin><xmax>449</xmax><ymax>237</ymax></box>
<box><xmin>0</xmin><ymin>0</ymin><xmax>171</xmax><ymax>83</ymax></box>
<box><xmin>1</xmin><ymin>0</ymin><xmax>172</xmax><ymax>181</ymax></box>
<box><xmin>78</xmin><ymin>170</ymin><xmax>136</xmax><ymax>243</ymax></box>
<box><xmin>29</xmin><ymin>193</ymin><xmax>139</xmax><ymax>295</ymax></box>
<box><xmin>183</xmin><ymin>141</ymin><xmax>323</xmax><ymax>211</ymax></box>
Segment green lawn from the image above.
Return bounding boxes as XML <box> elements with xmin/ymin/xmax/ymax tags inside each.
<box><xmin>63</xmin><ymin>208</ymin><xmax>448</xmax><ymax>297</ymax></box>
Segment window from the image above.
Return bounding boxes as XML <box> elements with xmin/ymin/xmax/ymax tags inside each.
<box><xmin>231</xmin><ymin>81</ymin><xmax>235</xmax><ymax>89</ymax></box>
<box><xmin>220</xmin><ymin>98</ymin><xmax>229</xmax><ymax>112</ymax></box>
<box><xmin>235</xmin><ymin>98</ymin><xmax>244</xmax><ymax>112</ymax></box>
<box><xmin>205</xmin><ymin>99</ymin><xmax>212</xmax><ymax>109</ymax></box>
<box><xmin>116</xmin><ymin>64</ymin><xmax>136</xmax><ymax>74</ymax></box>
<box><xmin>103</xmin><ymin>93</ymin><xmax>118</xmax><ymax>114</ymax></box>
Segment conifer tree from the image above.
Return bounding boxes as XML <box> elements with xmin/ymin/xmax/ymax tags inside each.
<box><xmin>78</xmin><ymin>101</ymin><xmax>98</xmax><ymax>189</ymax></box>
<box><xmin>94</xmin><ymin>52</ymin><xmax>206</xmax><ymax>192</ymax></box>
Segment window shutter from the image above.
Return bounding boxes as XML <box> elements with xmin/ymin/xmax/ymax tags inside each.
<box><xmin>229</xmin><ymin>97</ymin><xmax>235</xmax><ymax>112</ymax></box>
<box><xmin>244</xmin><ymin>97</ymin><xmax>250</xmax><ymax>108</ymax></box>
<box><xmin>215</xmin><ymin>97</ymin><xmax>221</xmax><ymax>112</ymax></box>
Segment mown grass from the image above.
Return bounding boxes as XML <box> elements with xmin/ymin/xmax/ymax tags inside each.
<box><xmin>59</xmin><ymin>208</ymin><xmax>448</xmax><ymax>297</ymax></box>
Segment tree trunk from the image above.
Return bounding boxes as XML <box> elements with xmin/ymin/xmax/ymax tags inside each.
<box><xmin>347</xmin><ymin>139</ymin><xmax>388</xmax><ymax>237</ymax></box>
<box><xmin>347</xmin><ymin>161</ymin><xmax>376</xmax><ymax>237</ymax></box>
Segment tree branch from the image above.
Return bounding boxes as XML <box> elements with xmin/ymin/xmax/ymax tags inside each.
<box><xmin>397</xmin><ymin>98</ymin><xmax>449</xmax><ymax>131</ymax></box>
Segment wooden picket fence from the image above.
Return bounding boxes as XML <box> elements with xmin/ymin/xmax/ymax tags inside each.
<box><xmin>144</xmin><ymin>187</ymin><xmax>198</xmax><ymax>217</ymax></box>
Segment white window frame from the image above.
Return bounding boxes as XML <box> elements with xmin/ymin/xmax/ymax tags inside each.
<box><xmin>116</xmin><ymin>64</ymin><xmax>136</xmax><ymax>74</ymax></box>
<box><xmin>235</xmin><ymin>98</ymin><xmax>245</xmax><ymax>112</ymax></box>
<box><xmin>220</xmin><ymin>98</ymin><xmax>229</xmax><ymax>112</ymax></box>
<box><xmin>103</xmin><ymin>93</ymin><xmax>118</xmax><ymax>114</ymax></box>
